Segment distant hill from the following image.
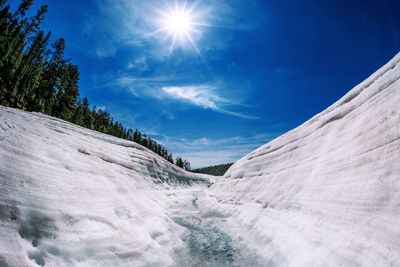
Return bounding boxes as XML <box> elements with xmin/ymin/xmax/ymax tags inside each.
<box><xmin>192</xmin><ymin>163</ymin><xmax>233</xmax><ymax>176</ymax></box>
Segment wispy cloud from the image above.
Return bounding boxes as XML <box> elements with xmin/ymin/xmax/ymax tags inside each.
<box><xmin>95</xmin><ymin>45</ymin><xmax>117</xmax><ymax>58</ymax></box>
<box><xmin>162</xmin><ymin>85</ymin><xmax>257</xmax><ymax>119</ymax></box>
<box><xmin>127</xmin><ymin>55</ymin><xmax>149</xmax><ymax>72</ymax></box>
<box><xmin>95</xmin><ymin>74</ymin><xmax>256</xmax><ymax>119</ymax></box>
<box><xmin>95</xmin><ymin>74</ymin><xmax>175</xmax><ymax>97</ymax></box>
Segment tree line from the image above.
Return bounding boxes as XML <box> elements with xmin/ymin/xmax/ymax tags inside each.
<box><xmin>0</xmin><ymin>0</ymin><xmax>191</xmax><ymax>170</ymax></box>
<box><xmin>192</xmin><ymin>163</ymin><xmax>233</xmax><ymax>176</ymax></box>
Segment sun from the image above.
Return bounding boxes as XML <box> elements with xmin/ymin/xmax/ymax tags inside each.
<box><xmin>160</xmin><ymin>3</ymin><xmax>199</xmax><ymax>52</ymax></box>
<box><xmin>148</xmin><ymin>1</ymin><xmax>209</xmax><ymax>54</ymax></box>
<box><xmin>164</xmin><ymin>8</ymin><xmax>193</xmax><ymax>35</ymax></box>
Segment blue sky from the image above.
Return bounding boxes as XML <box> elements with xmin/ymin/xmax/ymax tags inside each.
<box><xmin>21</xmin><ymin>0</ymin><xmax>400</xmax><ymax>167</ymax></box>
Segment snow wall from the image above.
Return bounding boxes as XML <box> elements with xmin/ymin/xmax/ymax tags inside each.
<box><xmin>209</xmin><ymin>53</ymin><xmax>400</xmax><ymax>266</ymax></box>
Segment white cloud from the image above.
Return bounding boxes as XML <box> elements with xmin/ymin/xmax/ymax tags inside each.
<box><xmin>163</xmin><ymin>86</ymin><xmax>219</xmax><ymax>109</ymax></box>
<box><xmin>99</xmin><ymin>76</ymin><xmax>256</xmax><ymax>119</ymax></box>
<box><xmin>162</xmin><ymin>85</ymin><xmax>257</xmax><ymax>119</ymax></box>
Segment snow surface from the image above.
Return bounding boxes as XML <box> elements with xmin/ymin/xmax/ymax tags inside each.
<box><xmin>209</xmin><ymin>52</ymin><xmax>400</xmax><ymax>266</ymax></box>
<box><xmin>0</xmin><ymin>52</ymin><xmax>399</xmax><ymax>267</ymax></box>
<box><xmin>0</xmin><ymin>108</ymin><xmax>213</xmax><ymax>267</ymax></box>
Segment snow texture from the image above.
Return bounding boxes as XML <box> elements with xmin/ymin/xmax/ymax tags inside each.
<box><xmin>0</xmin><ymin>108</ymin><xmax>211</xmax><ymax>267</ymax></box>
<box><xmin>0</xmin><ymin>52</ymin><xmax>399</xmax><ymax>266</ymax></box>
<box><xmin>209</xmin><ymin>52</ymin><xmax>400</xmax><ymax>266</ymax></box>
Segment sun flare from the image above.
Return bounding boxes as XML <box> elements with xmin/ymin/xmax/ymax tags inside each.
<box><xmin>148</xmin><ymin>1</ymin><xmax>209</xmax><ymax>54</ymax></box>
<box><xmin>164</xmin><ymin>9</ymin><xmax>193</xmax><ymax>35</ymax></box>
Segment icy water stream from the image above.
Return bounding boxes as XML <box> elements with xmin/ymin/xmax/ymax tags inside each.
<box><xmin>170</xmin><ymin>190</ymin><xmax>265</xmax><ymax>267</ymax></box>
<box><xmin>173</xmin><ymin>194</ymin><xmax>236</xmax><ymax>267</ymax></box>
<box><xmin>170</xmin><ymin>189</ymin><xmax>268</xmax><ymax>267</ymax></box>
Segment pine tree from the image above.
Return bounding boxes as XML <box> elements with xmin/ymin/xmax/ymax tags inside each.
<box><xmin>3</xmin><ymin>4</ymin><xmax>48</xmax><ymax>106</ymax></box>
<box><xmin>168</xmin><ymin>154</ymin><xmax>174</xmax><ymax>164</ymax></box>
<box><xmin>33</xmin><ymin>37</ymin><xmax>66</xmax><ymax>114</ymax></box>
<box><xmin>13</xmin><ymin>0</ymin><xmax>34</xmax><ymax>19</ymax></box>
<box><xmin>53</xmin><ymin>64</ymin><xmax>79</xmax><ymax>119</ymax></box>
<box><xmin>175</xmin><ymin>157</ymin><xmax>183</xmax><ymax>168</ymax></box>
<box><xmin>16</xmin><ymin>30</ymin><xmax>50</xmax><ymax>108</ymax></box>
<box><xmin>141</xmin><ymin>134</ymin><xmax>148</xmax><ymax>147</ymax></box>
<box><xmin>82</xmin><ymin>97</ymin><xmax>93</xmax><ymax>128</ymax></box>
<box><xmin>156</xmin><ymin>144</ymin><xmax>162</xmax><ymax>156</ymax></box>
<box><xmin>72</xmin><ymin>98</ymin><xmax>83</xmax><ymax>125</ymax></box>
<box><xmin>126</xmin><ymin>128</ymin><xmax>134</xmax><ymax>141</ymax></box>
<box><xmin>133</xmin><ymin>129</ymin><xmax>141</xmax><ymax>143</ymax></box>
<box><xmin>0</xmin><ymin>2</ymin><xmax>29</xmax><ymax>105</ymax></box>
<box><xmin>183</xmin><ymin>160</ymin><xmax>191</xmax><ymax>171</ymax></box>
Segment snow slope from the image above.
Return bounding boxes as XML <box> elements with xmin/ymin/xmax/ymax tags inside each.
<box><xmin>0</xmin><ymin>107</ymin><xmax>211</xmax><ymax>267</ymax></box>
<box><xmin>209</xmin><ymin>53</ymin><xmax>400</xmax><ymax>266</ymax></box>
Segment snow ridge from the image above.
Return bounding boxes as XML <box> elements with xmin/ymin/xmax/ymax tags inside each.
<box><xmin>209</xmin><ymin>53</ymin><xmax>400</xmax><ymax>266</ymax></box>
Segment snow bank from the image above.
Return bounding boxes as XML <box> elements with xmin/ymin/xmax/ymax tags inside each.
<box><xmin>0</xmin><ymin>107</ymin><xmax>210</xmax><ymax>267</ymax></box>
<box><xmin>209</xmin><ymin>53</ymin><xmax>400</xmax><ymax>266</ymax></box>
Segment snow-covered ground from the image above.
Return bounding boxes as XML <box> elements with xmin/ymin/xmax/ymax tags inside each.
<box><xmin>209</xmin><ymin>53</ymin><xmax>400</xmax><ymax>266</ymax></box>
<box><xmin>1</xmin><ymin>53</ymin><xmax>399</xmax><ymax>267</ymax></box>
<box><xmin>0</xmin><ymin>107</ymin><xmax>213</xmax><ymax>267</ymax></box>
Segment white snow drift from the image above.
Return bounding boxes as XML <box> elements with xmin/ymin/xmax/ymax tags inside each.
<box><xmin>0</xmin><ymin>53</ymin><xmax>399</xmax><ymax>267</ymax></box>
<box><xmin>209</xmin><ymin>53</ymin><xmax>400</xmax><ymax>266</ymax></box>
<box><xmin>0</xmin><ymin>108</ymin><xmax>211</xmax><ymax>267</ymax></box>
